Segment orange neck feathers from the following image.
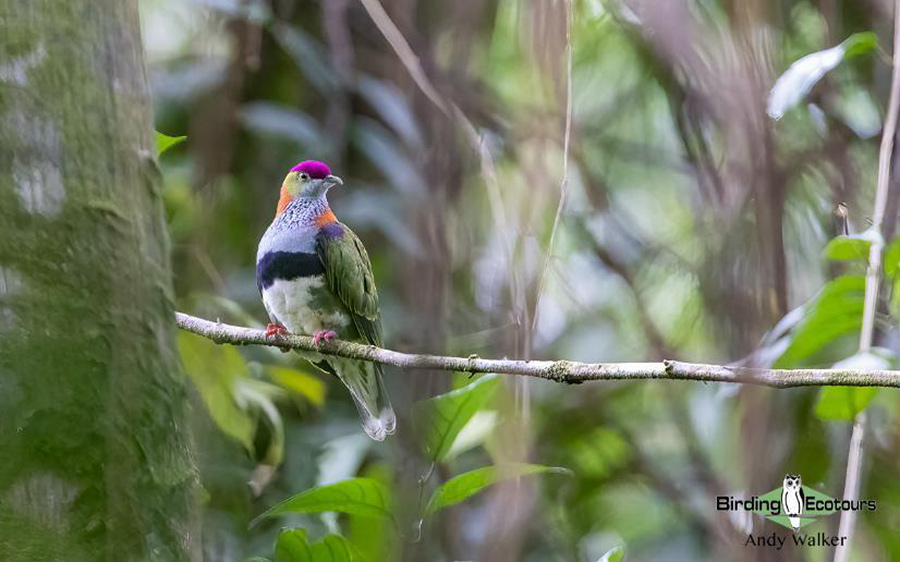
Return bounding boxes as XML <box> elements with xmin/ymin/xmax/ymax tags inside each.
<box><xmin>315</xmin><ymin>208</ymin><xmax>337</xmax><ymax>226</ymax></box>
<box><xmin>275</xmin><ymin>188</ymin><xmax>338</xmax><ymax>227</ymax></box>
<box><xmin>276</xmin><ymin>189</ymin><xmax>293</xmax><ymax>216</ymax></box>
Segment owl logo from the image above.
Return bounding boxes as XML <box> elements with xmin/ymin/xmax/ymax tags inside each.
<box><xmin>781</xmin><ymin>474</ymin><xmax>804</xmax><ymax>530</ymax></box>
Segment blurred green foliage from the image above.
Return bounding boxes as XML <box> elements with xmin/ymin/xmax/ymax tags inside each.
<box><xmin>424</xmin><ymin>463</ymin><xmax>571</xmax><ymax>516</ymax></box>
<box><xmin>251</xmin><ymin>377</ymin><xmax>567</xmax><ymax>560</ymax></box>
<box><xmin>272</xmin><ymin>528</ymin><xmax>358</xmax><ymax>562</ymax></box>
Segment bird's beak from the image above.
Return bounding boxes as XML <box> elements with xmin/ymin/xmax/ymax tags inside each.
<box><xmin>325</xmin><ymin>174</ymin><xmax>343</xmax><ymax>188</ymax></box>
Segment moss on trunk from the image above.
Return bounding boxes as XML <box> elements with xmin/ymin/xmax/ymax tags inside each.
<box><xmin>0</xmin><ymin>1</ymin><xmax>198</xmax><ymax>560</ymax></box>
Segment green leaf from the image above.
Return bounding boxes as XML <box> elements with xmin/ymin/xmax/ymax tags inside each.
<box><xmin>266</xmin><ymin>365</ymin><xmax>326</xmax><ymax>407</ymax></box>
<box><xmin>309</xmin><ymin>536</ymin><xmax>356</xmax><ymax>562</ymax></box>
<box><xmin>815</xmin><ymin>352</ymin><xmax>887</xmax><ymax>419</ymax></box>
<box><xmin>425</xmin><ymin>463</ymin><xmax>570</xmax><ymax>516</ymax></box>
<box><xmin>816</xmin><ymin>387</ymin><xmax>878</xmax><ymax>420</ymax></box>
<box><xmin>178</xmin><ymin>332</ymin><xmax>255</xmax><ymax>451</ymax></box>
<box><xmin>768</xmin><ymin>31</ymin><xmax>878</xmax><ymax>120</ymax></box>
<box><xmin>273</xmin><ymin>529</ymin><xmax>357</xmax><ymax>562</ymax></box>
<box><xmin>443</xmin><ymin>410</ymin><xmax>499</xmax><ymax>460</ymax></box>
<box><xmin>775</xmin><ymin>276</ymin><xmax>864</xmax><ymax>368</ymax></box>
<box><xmin>253</xmin><ymin>478</ymin><xmax>392</xmax><ymax>526</ymax></box>
<box><xmin>884</xmin><ymin>237</ymin><xmax>900</xmax><ymax>278</ymax></box>
<box><xmin>570</xmin><ymin>427</ymin><xmax>630</xmax><ymax>479</ymax></box>
<box><xmin>597</xmin><ymin>546</ymin><xmax>626</xmax><ymax>562</ymax></box>
<box><xmin>156</xmin><ymin>131</ymin><xmax>186</xmax><ymax>156</ymax></box>
<box><xmin>274</xmin><ymin>528</ymin><xmax>312</xmax><ymax>562</ymax></box>
<box><xmin>347</xmin><ymin>465</ymin><xmax>393</xmax><ymax>562</ymax></box>
<box><xmin>824</xmin><ymin>235</ymin><xmax>871</xmax><ymax>262</ymax></box>
<box><xmin>842</xmin><ymin>31</ymin><xmax>878</xmax><ymax>57</ymax></box>
<box><xmin>413</xmin><ymin>374</ymin><xmax>500</xmax><ymax>462</ymax></box>
<box><xmin>823</xmin><ymin>229</ymin><xmax>883</xmax><ymax>266</ymax></box>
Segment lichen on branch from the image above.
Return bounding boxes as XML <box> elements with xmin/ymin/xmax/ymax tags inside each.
<box><xmin>175</xmin><ymin>312</ymin><xmax>900</xmax><ymax>389</ymax></box>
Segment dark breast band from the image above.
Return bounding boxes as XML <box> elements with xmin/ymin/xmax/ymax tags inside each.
<box><xmin>256</xmin><ymin>251</ymin><xmax>325</xmax><ymax>291</ymax></box>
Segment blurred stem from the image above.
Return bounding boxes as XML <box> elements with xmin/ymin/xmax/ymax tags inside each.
<box><xmin>835</xmin><ymin>2</ymin><xmax>900</xmax><ymax>560</ymax></box>
<box><xmin>531</xmin><ymin>0</ymin><xmax>573</xmax><ymax>335</ymax></box>
<box><xmin>835</xmin><ymin>412</ymin><xmax>867</xmax><ymax>562</ymax></box>
<box><xmin>410</xmin><ymin>462</ymin><xmax>435</xmax><ymax>543</ymax></box>
<box><xmin>356</xmin><ymin>0</ymin><xmax>520</xmax><ymax>317</ymax></box>
<box><xmin>322</xmin><ymin>0</ymin><xmax>354</xmax><ymax>161</ymax></box>
<box><xmin>356</xmin><ymin>0</ymin><xmax>449</xmax><ymax>115</ymax></box>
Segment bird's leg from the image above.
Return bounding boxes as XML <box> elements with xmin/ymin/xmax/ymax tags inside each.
<box><xmin>313</xmin><ymin>330</ymin><xmax>338</xmax><ymax>348</ymax></box>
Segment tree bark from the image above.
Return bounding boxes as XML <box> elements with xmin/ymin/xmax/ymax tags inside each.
<box><xmin>0</xmin><ymin>1</ymin><xmax>198</xmax><ymax>560</ymax></box>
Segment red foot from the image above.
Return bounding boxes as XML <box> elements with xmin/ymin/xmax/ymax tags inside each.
<box><xmin>313</xmin><ymin>330</ymin><xmax>338</xmax><ymax>348</ymax></box>
<box><xmin>265</xmin><ymin>323</ymin><xmax>289</xmax><ymax>338</ymax></box>
<box><xmin>265</xmin><ymin>324</ymin><xmax>291</xmax><ymax>353</ymax></box>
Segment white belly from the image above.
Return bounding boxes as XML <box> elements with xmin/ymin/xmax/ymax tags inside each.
<box><xmin>262</xmin><ymin>276</ymin><xmax>350</xmax><ymax>335</ymax></box>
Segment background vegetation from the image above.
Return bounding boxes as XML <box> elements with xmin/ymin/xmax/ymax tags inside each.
<box><xmin>18</xmin><ymin>0</ymin><xmax>900</xmax><ymax>560</ymax></box>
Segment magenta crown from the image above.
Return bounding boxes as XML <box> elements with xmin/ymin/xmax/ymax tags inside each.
<box><xmin>291</xmin><ymin>160</ymin><xmax>331</xmax><ymax>179</ymax></box>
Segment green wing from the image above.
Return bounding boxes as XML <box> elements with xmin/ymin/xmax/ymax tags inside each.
<box><xmin>316</xmin><ymin>223</ymin><xmax>383</xmax><ymax>347</ymax></box>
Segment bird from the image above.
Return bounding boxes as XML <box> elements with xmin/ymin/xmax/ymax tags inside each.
<box><xmin>781</xmin><ymin>474</ymin><xmax>804</xmax><ymax>531</ymax></box>
<box><xmin>256</xmin><ymin>160</ymin><xmax>396</xmax><ymax>441</ymax></box>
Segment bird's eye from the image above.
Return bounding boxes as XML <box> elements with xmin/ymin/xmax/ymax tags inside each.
<box><xmin>299</xmin><ymin>172</ymin><xmax>310</xmax><ymax>180</ymax></box>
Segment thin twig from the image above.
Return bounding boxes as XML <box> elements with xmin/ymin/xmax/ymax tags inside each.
<box><xmin>355</xmin><ymin>0</ymin><xmax>448</xmax><ymax>116</ymax></box>
<box><xmin>834</xmin><ymin>2</ymin><xmax>900</xmax><ymax>559</ymax></box>
<box><xmin>175</xmin><ymin>312</ymin><xmax>900</xmax><ymax>388</ymax></box>
<box><xmin>835</xmin><ymin>411</ymin><xmax>867</xmax><ymax>560</ymax></box>
<box><xmin>532</xmin><ymin>0</ymin><xmax>574</xmax><ymax>333</ymax></box>
<box><xmin>517</xmin><ymin>0</ymin><xmax>575</xmax><ymax>427</ymax></box>
<box><xmin>355</xmin><ymin>0</ymin><xmax>520</xmax><ymax>318</ymax></box>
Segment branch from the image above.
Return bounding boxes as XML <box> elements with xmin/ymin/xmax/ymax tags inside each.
<box><xmin>175</xmin><ymin>312</ymin><xmax>900</xmax><ymax>388</ymax></box>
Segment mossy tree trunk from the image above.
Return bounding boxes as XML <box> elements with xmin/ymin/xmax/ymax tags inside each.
<box><xmin>0</xmin><ymin>1</ymin><xmax>198</xmax><ymax>560</ymax></box>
